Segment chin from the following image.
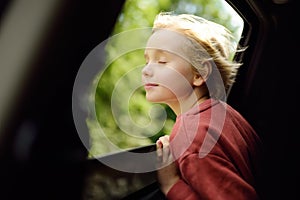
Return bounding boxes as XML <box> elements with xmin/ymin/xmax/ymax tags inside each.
<box><xmin>145</xmin><ymin>95</ymin><xmax>162</xmax><ymax>103</ymax></box>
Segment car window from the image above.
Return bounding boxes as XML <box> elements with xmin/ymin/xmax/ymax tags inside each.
<box><xmin>76</xmin><ymin>1</ymin><xmax>245</xmax><ymax>199</ymax></box>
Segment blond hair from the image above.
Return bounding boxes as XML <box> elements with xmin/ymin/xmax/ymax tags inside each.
<box><xmin>152</xmin><ymin>12</ymin><xmax>244</xmax><ymax>99</ymax></box>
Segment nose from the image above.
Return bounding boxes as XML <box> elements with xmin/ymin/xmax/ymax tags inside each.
<box><xmin>142</xmin><ymin>63</ymin><xmax>153</xmax><ymax>77</ymax></box>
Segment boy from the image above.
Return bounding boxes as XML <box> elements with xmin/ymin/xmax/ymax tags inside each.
<box><xmin>142</xmin><ymin>12</ymin><xmax>262</xmax><ymax>200</ymax></box>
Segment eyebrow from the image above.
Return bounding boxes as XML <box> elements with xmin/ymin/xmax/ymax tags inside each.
<box><xmin>144</xmin><ymin>48</ymin><xmax>170</xmax><ymax>56</ymax></box>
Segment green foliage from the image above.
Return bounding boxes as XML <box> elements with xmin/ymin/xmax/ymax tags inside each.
<box><xmin>87</xmin><ymin>0</ymin><xmax>244</xmax><ymax>157</ymax></box>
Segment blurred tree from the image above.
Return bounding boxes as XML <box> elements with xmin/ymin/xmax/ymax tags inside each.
<box><xmin>88</xmin><ymin>0</ymin><xmax>243</xmax><ymax>157</ymax></box>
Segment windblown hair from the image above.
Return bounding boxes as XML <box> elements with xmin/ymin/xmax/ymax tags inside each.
<box><xmin>152</xmin><ymin>12</ymin><xmax>245</xmax><ymax>99</ymax></box>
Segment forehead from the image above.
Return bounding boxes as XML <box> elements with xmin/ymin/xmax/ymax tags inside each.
<box><xmin>145</xmin><ymin>29</ymin><xmax>188</xmax><ymax>56</ymax></box>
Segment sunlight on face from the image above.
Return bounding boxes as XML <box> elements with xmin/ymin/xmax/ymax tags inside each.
<box><xmin>142</xmin><ymin>30</ymin><xmax>196</xmax><ymax>106</ymax></box>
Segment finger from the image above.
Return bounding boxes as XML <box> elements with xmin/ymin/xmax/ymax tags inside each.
<box><xmin>159</xmin><ymin>135</ymin><xmax>170</xmax><ymax>148</ymax></box>
<box><xmin>156</xmin><ymin>140</ymin><xmax>163</xmax><ymax>149</ymax></box>
<box><xmin>156</xmin><ymin>146</ymin><xmax>162</xmax><ymax>157</ymax></box>
<box><xmin>162</xmin><ymin>145</ymin><xmax>170</xmax><ymax>163</ymax></box>
<box><xmin>160</xmin><ymin>135</ymin><xmax>169</xmax><ymax>142</ymax></box>
<box><xmin>156</xmin><ymin>135</ymin><xmax>173</xmax><ymax>165</ymax></box>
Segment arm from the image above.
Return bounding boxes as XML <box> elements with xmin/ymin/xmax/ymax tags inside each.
<box><xmin>156</xmin><ymin>135</ymin><xmax>180</xmax><ymax>195</ymax></box>
<box><xmin>156</xmin><ymin>136</ymin><xmax>206</xmax><ymax>200</ymax></box>
<box><xmin>167</xmin><ymin>153</ymin><xmax>259</xmax><ymax>200</ymax></box>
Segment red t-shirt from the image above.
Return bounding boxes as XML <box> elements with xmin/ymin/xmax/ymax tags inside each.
<box><xmin>167</xmin><ymin>99</ymin><xmax>262</xmax><ymax>200</ymax></box>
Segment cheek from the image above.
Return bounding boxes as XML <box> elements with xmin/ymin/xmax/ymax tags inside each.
<box><xmin>157</xmin><ymin>67</ymin><xmax>194</xmax><ymax>98</ymax></box>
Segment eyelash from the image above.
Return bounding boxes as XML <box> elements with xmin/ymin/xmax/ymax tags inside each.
<box><xmin>158</xmin><ymin>61</ymin><xmax>167</xmax><ymax>64</ymax></box>
<box><xmin>145</xmin><ymin>61</ymin><xmax>167</xmax><ymax>65</ymax></box>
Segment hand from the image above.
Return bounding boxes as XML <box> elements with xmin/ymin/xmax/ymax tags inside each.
<box><xmin>156</xmin><ymin>135</ymin><xmax>180</xmax><ymax>195</ymax></box>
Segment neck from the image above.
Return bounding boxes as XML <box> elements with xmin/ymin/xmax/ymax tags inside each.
<box><xmin>168</xmin><ymin>92</ymin><xmax>209</xmax><ymax>116</ymax></box>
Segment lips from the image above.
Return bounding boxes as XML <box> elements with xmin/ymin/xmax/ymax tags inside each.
<box><xmin>144</xmin><ymin>83</ymin><xmax>159</xmax><ymax>90</ymax></box>
<box><xmin>145</xmin><ymin>83</ymin><xmax>158</xmax><ymax>86</ymax></box>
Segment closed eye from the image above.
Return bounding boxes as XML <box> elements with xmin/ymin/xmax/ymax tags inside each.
<box><xmin>158</xmin><ymin>61</ymin><xmax>167</xmax><ymax>64</ymax></box>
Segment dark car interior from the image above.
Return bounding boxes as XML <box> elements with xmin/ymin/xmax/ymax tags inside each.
<box><xmin>0</xmin><ymin>0</ymin><xmax>298</xmax><ymax>199</ymax></box>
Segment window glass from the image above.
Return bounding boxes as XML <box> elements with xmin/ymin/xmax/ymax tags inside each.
<box><xmin>88</xmin><ymin>0</ymin><xmax>244</xmax><ymax>157</ymax></box>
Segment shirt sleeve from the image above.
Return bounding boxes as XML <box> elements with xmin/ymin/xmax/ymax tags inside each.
<box><xmin>167</xmin><ymin>153</ymin><xmax>258</xmax><ymax>200</ymax></box>
<box><xmin>166</xmin><ymin>179</ymin><xmax>200</xmax><ymax>200</ymax></box>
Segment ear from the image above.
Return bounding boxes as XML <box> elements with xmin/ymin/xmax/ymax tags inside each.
<box><xmin>193</xmin><ymin>73</ymin><xmax>205</xmax><ymax>87</ymax></box>
<box><xmin>193</xmin><ymin>60</ymin><xmax>212</xmax><ymax>86</ymax></box>
<box><xmin>201</xmin><ymin>60</ymin><xmax>212</xmax><ymax>80</ymax></box>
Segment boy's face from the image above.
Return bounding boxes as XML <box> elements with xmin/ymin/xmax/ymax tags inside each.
<box><xmin>142</xmin><ymin>30</ymin><xmax>197</xmax><ymax>105</ymax></box>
